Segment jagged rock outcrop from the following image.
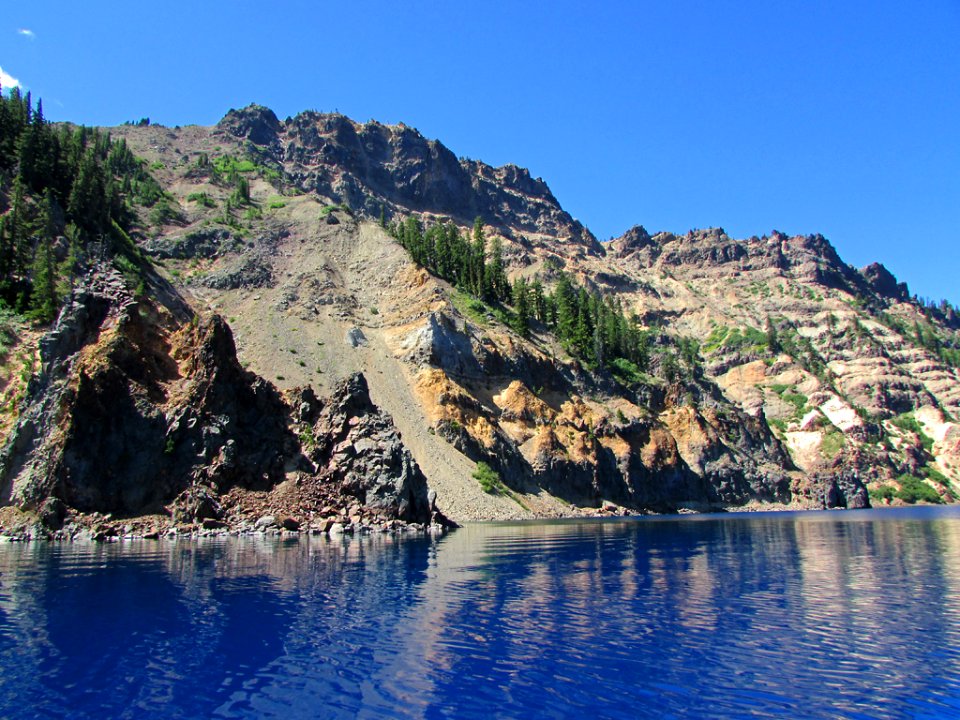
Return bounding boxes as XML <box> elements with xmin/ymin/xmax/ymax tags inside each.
<box><xmin>142</xmin><ymin>228</ymin><xmax>239</xmax><ymax>260</ymax></box>
<box><xmin>304</xmin><ymin>373</ymin><xmax>435</xmax><ymax>523</ymax></box>
<box><xmin>0</xmin><ymin>267</ymin><xmax>447</xmax><ymax>538</ymax></box>
<box><xmin>860</xmin><ymin>262</ymin><xmax>909</xmax><ymax>301</ymax></box>
<box><xmin>215</xmin><ymin>104</ymin><xmax>602</xmax><ymax>252</ymax></box>
<box><xmin>86</xmin><ymin>105</ymin><xmax>960</xmax><ymax>517</ymax></box>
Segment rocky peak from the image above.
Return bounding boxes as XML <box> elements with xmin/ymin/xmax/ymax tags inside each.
<box><xmin>861</xmin><ymin>262</ymin><xmax>909</xmax><ymax>301</ymax></box>
<box><xmin>213</xmin><ymin>105</ymin><xmax>602</xmax><ymax>253</ymax></box>
<box><xmin>608</xmin><ymin>225</ymin><xmax>659</xmax><ymax>265</ymax></box>
<box><xmin>216</xmin><ymin>104</ymin><xmax>282</xmax><ymax>147</ymax></box>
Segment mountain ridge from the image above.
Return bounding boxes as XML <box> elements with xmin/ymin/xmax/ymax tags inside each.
<box><xmin>1</xmin><ymin>98</ymin><xmax>958</xmax><ymax>537</ymax></box>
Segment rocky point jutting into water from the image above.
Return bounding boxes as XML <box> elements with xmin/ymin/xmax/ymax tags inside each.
<box><xmin>2</xmin><ymin>101</ymin><xmax>959</xmax><ymax>537</ymax></box>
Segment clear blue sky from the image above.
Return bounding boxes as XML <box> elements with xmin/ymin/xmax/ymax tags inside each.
<box><xmin>2</xmin><ymin>1</ymin><xmax>958</xmax><ymax>303</ymax></box>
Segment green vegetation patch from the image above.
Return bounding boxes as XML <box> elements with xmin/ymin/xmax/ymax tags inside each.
<box><xmin>781</xmin><ymin>392</ymin><xmax>809</xmax><ymax>418</ymax></box>
<box><xmin>473</xmin><ymin>462</ymin><xmax>504</xmax><ymax>494</ymax></box>
<box><xmin>186</xmin><ymin>192</ymin><xmax>215</xmax><ymax>208</ymax></box>
<box><xmin>610</xmin><ymin>357</ymin><xmax>661</xmax><ymax>388</ymax></box>
<box><xmin>872</xmin><ymin>485</ymin><xmax>896</xmax><ymax>502</ymax></box>
<box><xmin>472</xmin><ymin>461</ymin><xmax>531</xmax><ymax>511</ymax></box>
<box><xmin>212</xmin><ymin>155</ymin><xmax>257</xmax><ymax>175</ymax></box>
<box><xmin>890</xmin><ymin>413</ymin><xmax>934</xmax><ymax>452</ymax></box>
<box><xmin>894</xmin><ymin>474</ymin><xmax>942</xmax><ymax>504</ymax></box>
<box><xmin>702</xmin><ymin>325</ymin><xmax>768</xmax><ymax>355</ymax></box>
<box><xmin>450</xmin><ymin>289</ymin><xmax>491</xmax><ymax>327</ymax></box>
<box><xmin>820</xmin><ymin>429</ymin><xmax>845</xmax><ymax>459</ymax></box>
<box><xmin>924</xmin><ymin>465</ymin><xmax>951</xmax><ymax>487</ymax></box>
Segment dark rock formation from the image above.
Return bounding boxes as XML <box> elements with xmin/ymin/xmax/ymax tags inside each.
<box><xmin>198</xmin><ymin>256</ymin><xmax>274</xmax><ymax>289</ymax></box>
<box><xmin>215</xmin><ymin>105</ymin><xmax>602</xmax><ymax>253</ymax></box>
<box><xmin>0</xmin><ymin>267</ymin><xmax>446</xmax><ymax>536</ymax></box>
<box><xmin>306</xmin><ymin>373</ymin><xmax>437</xmax><ymax>523</ymax></box>
<box><xmin>861</xmin><ymin>262</ymin><xmax>909</xmax><ymax>302</ymax></box>
<box><xmin>142</xmin><ymin>228</ymin><xmax>238</xmax><ymax>260</ymax></box>
<box><xmin>218</xmin><ymin>104</ymin><xmax>283</xmax><ymax>151</ymax></box>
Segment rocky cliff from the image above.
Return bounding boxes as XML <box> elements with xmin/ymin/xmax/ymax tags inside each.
<box><xmin>0</xmin><ymin>264</ymin><xmax>446</xmax><ymax>539</ymax></box>
<box><xmin>3</xmin><ymin>102</ymin><xmax>956</xmax><ymax>533</ymax></box>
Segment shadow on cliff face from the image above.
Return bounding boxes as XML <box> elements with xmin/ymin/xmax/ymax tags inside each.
<box><xmin>0</xmin><ymin>266</ymin><xmax>441</xmax><ymax>529</ymax></box>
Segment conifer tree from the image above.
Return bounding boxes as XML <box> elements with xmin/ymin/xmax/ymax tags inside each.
<box><xmin>511</xmin><ymin>277</ymin><xmax>531</xmax><ymax>337</ymax></box>
<box><xmin>531</xmin><ymin>278</ymin><xmax>547</xmax><ymax>323</ymax></box>
<box><xmin>471</xmin><ymin>217</ymin><xmax>487</xmax><ymax>298</ymax></box>
<box><xmin>486</xmin><ymin>235</ymin><xmax>508</xmax><ymax>303</ymax></box>
<box><xmin>28</xmin><ymin>191</ymin><xmax>59</xmax><ymax>322</ymax></box>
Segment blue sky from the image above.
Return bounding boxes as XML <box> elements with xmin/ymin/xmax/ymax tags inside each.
<box><xmin>2</xmin><ymin>1</ymin><xmax>958</xmax><ymax>303</ymax></box>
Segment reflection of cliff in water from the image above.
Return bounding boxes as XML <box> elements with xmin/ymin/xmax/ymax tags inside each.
<box><xmin>0</xmin><ymin>534</ymin><xmax>436</xmax><ymax>718</ymax></box>
<box><xmin>384</xmin><ymin>513</ymin><xmax>960</xmax><ymax>718</ymax></box>
<box><xmin>1</xmin><ymin>510</ymin><xmax>960</xmax><ymax>718</ymax></box>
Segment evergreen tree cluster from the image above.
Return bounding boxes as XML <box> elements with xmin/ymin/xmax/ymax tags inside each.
<box><xmin>389</xmin><ymin>215</ymin><xmax>680</xmax><ymax>382</ymax></box>
<box><xmin>0</xmin><ymin>88</ymin><xmax>159</xmax><ymax>321</ymax></box>
<box><xmin>532</xmin><ymin>273</ymin><xmax>652</xmax><ymax>371</ymax></box>
<box><xmin>390</xmin><ymin>216</ymin><xmax>509</xmax><ymax>304</ymax></box>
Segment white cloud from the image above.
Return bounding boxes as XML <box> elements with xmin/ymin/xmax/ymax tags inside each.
<box><xmin>0</xmin><ymin>66</ymin><xmax>20</xmax><ymax>89</ymax></box>
<box><xmin>17</xmin><ymin>28</ymin><xmax>35</xmax><ymax>40</ymax></box>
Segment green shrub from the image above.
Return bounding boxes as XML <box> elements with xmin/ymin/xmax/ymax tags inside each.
<box><xmin>610</xmin><ymin>357</ymin><xmax>644</xmax><ymax>385</ymax></box>
<box><xmin>924</xmin><ymin>465</ymin><xmax>951</xmax><ymax>487</ymax></box>
<box><xmin>149</xmin><ymin>200</ymin><xmax>180</xmax><ymax>226</ymax></box>
<box><xmin>473</xmin><ymin>462</ymin><xmax>503</xmax><ymax>495</ymax></box>
<box><xmin>820</xmin><ymin>430</ymin><xmax>845</xmax><ymax>459</ymax></box>
<box><xmin>781</xmin><ymin>392</ymin><xmax>808</xmax><ymax>418</ymax></box>
<box><xmin>895</xmin><ymin>474</ymin><xmax>942</xmax><ymax>504</ymax></box>
<box><xmin>872</xmin><ymin>485</ymin><xmax>896</xmax><ymax>501</ymax></box>
<box><xmin>890</xmin><ymin>413</ymin><xmax>934</xmax><ymax>452</ymax></box>
<box><xmin>186</xmin><ymin>192</ymin><xmax>215</xmax><ymax>208</ymax></box>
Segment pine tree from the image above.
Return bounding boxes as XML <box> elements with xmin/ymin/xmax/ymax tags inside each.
<box><xmin>531</xmin><ymin>278</ymin><xmax>547</xmax><ymax>322</ymax></box>
<box><xmin>553</xmin><ymin>274</ymin><xmax>577</xmax><ymax>344</ymax></box>
<box><xmin>573</xmin><ymin>289</ymin><xmax>593</xmax><ymax>359</ymax></box>
<box><xmin>486</xmin><ymin>235</ymin><xmax>508</xmax><ymax>302</ymax></box>
<box><xmin>8</xmin><ymin>174</ymin><xmax>29</xmax><ymax>279</ymax></box>
<box><xmin>765</xmin><ymin>317</ymin><xmax>780</xmax><ymax>353</ymax></box>
<box><xmin>471</xmin><ymin>217</ymin><xmax>487</xmax><ymax>298</ymax></box>
<box><xmin>58</xmin><ymin>224</ymin><xmax>82</xmax><ymax>298</ymax></box>
<box><xmin>29</xmin><ymin>192</ymin><xmax>59</xmax><ymax>322</ymax></box>
<box><xmin>511</xmin><ymin>277</ymin><xmax>531</xmax><ymax>337</ymax></box>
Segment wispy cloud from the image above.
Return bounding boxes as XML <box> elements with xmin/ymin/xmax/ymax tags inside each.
<box><xmin>17</xmin><ymin>28</ymin><xmax>35</xmax><ymax>40</ymax></box>
<box><xmin>0</xmin><ymin>66</ymin><xmax>20</xmax><ymax>89</ymax></box>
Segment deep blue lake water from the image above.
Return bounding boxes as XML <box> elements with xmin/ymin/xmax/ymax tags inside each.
<box><xmin>2</xmin><ymin>507</ymin><xmax>960</xmax><ymax>719</ymax></box>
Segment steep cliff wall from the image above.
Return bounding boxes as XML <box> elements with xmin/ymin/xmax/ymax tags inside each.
<box><xmin>6</xmin><ymin>101</ymin><xmax>956</xmax><ymax>533</ymax></box>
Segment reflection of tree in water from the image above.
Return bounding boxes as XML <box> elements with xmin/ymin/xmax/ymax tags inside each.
<box><xmin>0</xmin><ymin>535</ymin><xmax>435</xmax><ymax>719</ymax></box>
<box><xmin>1</xmin><ymin>514</ymin><xmax>960</xmax><ymax>718</ymax></box>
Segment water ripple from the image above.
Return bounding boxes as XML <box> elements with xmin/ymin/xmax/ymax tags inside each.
<box><xmin>1</xmin><ymin>509</ymin><xmax>959</xmax><ymax>718</ymax></box>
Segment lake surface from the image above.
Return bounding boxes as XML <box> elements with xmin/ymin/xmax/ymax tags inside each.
<box><xmin>2</xmin><ymin>507</ymin><xmax>960</xmax><ymax>719</ymax></box>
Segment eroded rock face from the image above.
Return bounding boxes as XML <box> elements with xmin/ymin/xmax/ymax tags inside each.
<box><xmin>0</xmin><ymin>268</ymin><xmax>443</xmax><ymax>534</ymax></box>
<box><xmin>410</xmin><ymin>310</ymin><xmax>795</xmax><ymax>512</ymax></box>
<box><xmin>215</xmin><ymin>106</ymin><xmax>602</xmax><ymax>251</ymax></box>
<box><xmin>307</xmin><ymin>373</ymin><xmax>433</xmax><ymax>522</ymax></box>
